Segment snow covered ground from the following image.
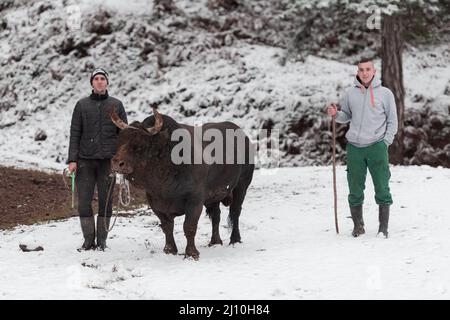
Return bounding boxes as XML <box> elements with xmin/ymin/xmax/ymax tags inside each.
<box><xmin>1</xmin><ymin>165</ymin><xmax>449</xmax><ymax>299</ymax></box>
<box><xmin>0</xmin><ymin>0</ymin><xmax>449</xmax><ymax>300</ymax></box>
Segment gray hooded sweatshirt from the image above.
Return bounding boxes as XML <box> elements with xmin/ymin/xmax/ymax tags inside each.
<box><xmin>336</xmin><ymin>76</ymin><xmax>398</xmax><ymax>147</ymax></box>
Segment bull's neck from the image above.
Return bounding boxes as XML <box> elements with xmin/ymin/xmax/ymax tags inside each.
<box><xmin>142</xmin><ymin>152</ymin><xmax>181</xmax><ymax>191</ymax></box>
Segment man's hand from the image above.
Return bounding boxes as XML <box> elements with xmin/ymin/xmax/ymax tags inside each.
<box><xmin>68</xmin><ymin>162</ymin><xmax>77</xmax><ymax>174</ymax></box>
<box><xmin>327</xmin><ymin>103</ymin><xmax>338</xmax><ymax>117</ymax></box>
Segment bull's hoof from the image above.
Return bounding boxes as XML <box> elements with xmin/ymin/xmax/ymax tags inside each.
<box><xmin>184</xmin><ymin>254</ymin><xmax>199</xmax><ymax>261</ymax></box>
<box><xmin>352</xmin><ymin>226</ymin><xmax>365</xmax><ymax>237</ymax></box>
<box><xmin>208</xmin><ymin>238</ymin><xmax>223</xmax><ymax>247</ymax></box>
<box><xmin>184</xmin><ymin>247</ymin><xmax>200</xmax><ymax>260</ymax></box>
<box><xmin>163</xmin><ymin>244</ymin><xmax>178</xmax><ymax>255</ymax></box>
<box><xmin>230</xmin><ymin>231</ymin><xmax>241</xmax><ymax>245</ymax></box>
<box><xmin>229</xmin><ymin>238</ymin><xmax>242</xmax><ymax>245</ymax></box>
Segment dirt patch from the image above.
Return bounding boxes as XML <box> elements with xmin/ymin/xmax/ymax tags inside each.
<box><xmin>0</xmin><ymin>166</ymin><xmax>147</xmax><ymax>230</ymax></box>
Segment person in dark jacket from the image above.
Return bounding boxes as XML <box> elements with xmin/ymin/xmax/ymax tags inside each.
<box><xmin>67</xmin><ymin>68</ymin><xmax>127</xmax><ymax>251</ymax></box>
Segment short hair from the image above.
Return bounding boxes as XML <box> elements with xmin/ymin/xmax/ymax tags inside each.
<box><xmin>357</xmin><ymin>58</ymin><xmax>374</xmax><ymax>65</ymax></box>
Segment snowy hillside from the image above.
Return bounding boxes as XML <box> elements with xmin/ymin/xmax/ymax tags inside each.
<box><xmin>1</xmin><ymin>165</ymin><xmax>449</xmax><ymax>299</ymax></box>
<box><xmin>0</xmin><ymin>0</ymin><xmax>449</xmax><ymax>169</ymax></box>
<box><xmin>1</xmin><ymin>0</ymin><xmax>450</xmax><ymax>302</ymax></box>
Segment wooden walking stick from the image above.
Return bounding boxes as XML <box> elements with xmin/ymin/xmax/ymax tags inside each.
<box><xmin>332</xmin><ymin>112</ymin><xmax>339</xmax><ymax>234</ymax></box>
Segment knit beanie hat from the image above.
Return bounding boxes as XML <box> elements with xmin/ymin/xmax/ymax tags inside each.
<box><xmin>90</xmin><ymin>68</ymin><xmax>109</xmax><ymax>84</ymax></box>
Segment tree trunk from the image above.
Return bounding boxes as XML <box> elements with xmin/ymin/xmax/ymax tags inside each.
<box><xmin>381</xmin><ymin>14</ymin><xmax>405</xmax><ymax>165</ymax></box>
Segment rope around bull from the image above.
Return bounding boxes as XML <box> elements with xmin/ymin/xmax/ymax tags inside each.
<box><xmin>104</xmin><ymin>173</ymin><xmax>131</xmax><ymax>232</ymax></box>
<box><xmin>62</xmin><ymin>170</ymin><xmax>131</xmax><ymax>233</ymax></box>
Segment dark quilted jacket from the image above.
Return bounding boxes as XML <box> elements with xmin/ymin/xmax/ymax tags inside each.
<box><xmin>67</xmin><ymin>91</ymin><xmax>127</xmax><ymax>163</ymax></box>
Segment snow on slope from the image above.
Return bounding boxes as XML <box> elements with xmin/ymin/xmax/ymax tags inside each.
<box><xmin>0</xmin><ymin>0</ymin><xmax>449</xmax><ymax>169</ymax></box>
<box><xmin>78</xmin><ymin>0</ymin><xmax>153</xmax><ymax>15</ymax></box>
<box><xmin>1</xmin><ymin>165</ymin><xmax>449</xmax><ymax>299</ymax></box>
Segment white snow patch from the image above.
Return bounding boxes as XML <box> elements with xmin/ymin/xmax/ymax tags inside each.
<box><xmin>18</xmin><ymin>234</ymin><xmax>43</xmax><ymax>251</ymax></box>
<box><xmin>1</xmin><ymin>166</ymin><xmax>449</xmax><ymax>299</ymax></box>
<box><xmin>78</xmin><ymin>0</ymin><xmax>154</xmax><ymax>15</ymax></box>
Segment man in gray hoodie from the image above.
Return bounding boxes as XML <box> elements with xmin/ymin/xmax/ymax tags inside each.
<box><xmin>327</xmin><ymin>59</ymin><xmax>398</xmax><ymax>238</ymax></box>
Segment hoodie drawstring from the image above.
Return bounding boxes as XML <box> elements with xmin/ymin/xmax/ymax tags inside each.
<box><xmin>369</xmin><ymin>85</ymin><xmax>375</xmax><ymax>108</ymax></box>
<box><xmin>359</xmin><ymin>85</ymin><xmax>375</xmax><ymax>108</ymax></box>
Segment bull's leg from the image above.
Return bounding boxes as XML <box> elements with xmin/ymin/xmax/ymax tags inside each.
<box><xmin>229</xmin><ymin>201</ymin><xmax>242</xmax><ymax>245</ymax></box>
<box><xmin>146</xmin><ymin>193</ymin><xmax>177</xmax><ymax>254</ymax></box>
<box><xmin>183</xmin><ymin>201</ymin><xmax>203</xmax><ymax>260</ymax></box>
<box><xmin>229</xmin><ymin>170</ymin><xmax>253</xmax><ymax>245</ymax></box>
<box><xmin>152</xmin><ymin>209</ymin><xmax>178</xmax><ymax>255</ymax></box>
<box><xmin>206</xmin><ymin>202</ymin><xmax>223</xmax><ymax>246</ymax></box>
<box><xmin>229</xmin><ymin>189</ymin><xmax>246</xmax><ymax>245</ymax></box>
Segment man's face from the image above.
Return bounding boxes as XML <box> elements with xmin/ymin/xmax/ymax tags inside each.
<box><xmin>357</xmin><ymin>61</ymin><xmax>376</xmax><ymax>85</ymax></box>
<box><xmin>92</xmin><ymin>75</ymin><xmax>108</xmax><ymax>94</ymax></box>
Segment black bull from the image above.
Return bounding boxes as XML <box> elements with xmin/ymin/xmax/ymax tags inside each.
<box><xmin>110</xmin><ymin>107</ymin><xmax>254</xmax><ymax>259</ymax></box>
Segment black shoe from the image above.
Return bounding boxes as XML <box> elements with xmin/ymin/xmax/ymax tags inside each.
<box><xmin>78</xmin><ymin>216</ymin><xmax>96</xmax><ymax>251</ymax></box>
<box><xmin>350</xmin><ymin>205</ymin><xmax>365</xmax><ymax>237</ymax></box>
<box><xmin>97</xmin><ymin>216</ymin><xmax>111</xmax><ymax>251</ymax></box>
<box><xmin>378</xmin><ymin>205</ymin><xmax>390</xmax><ymax>238</ymax></box>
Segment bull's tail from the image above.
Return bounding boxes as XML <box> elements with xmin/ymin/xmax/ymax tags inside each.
<box><xmin>227</xmin><ymin>213</ymin><xmax>233</xmax><ymax>229</ymax></box>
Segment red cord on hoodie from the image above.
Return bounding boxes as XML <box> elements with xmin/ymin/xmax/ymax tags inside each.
<box><xmin>359</xmin><ymin>85</ymin><xmax>376</xmax><ymax>108</ymax></box>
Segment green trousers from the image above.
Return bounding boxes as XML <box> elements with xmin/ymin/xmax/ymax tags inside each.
<box><xmin>346</xmin><ymin>141</ymin><xmax>393</xmax><ymax>207</ymax></box>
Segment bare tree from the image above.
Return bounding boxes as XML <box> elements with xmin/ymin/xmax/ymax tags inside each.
<box><xmin>381</xmin><ymin>14</ymin><xmax>405</xmax><ymax>164</ymax></box>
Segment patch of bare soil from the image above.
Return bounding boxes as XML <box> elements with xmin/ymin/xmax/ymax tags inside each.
<box><xmin>0</xmin><ymin>166</ymin><xmax>147</xmax><ymax>230</ymax></box>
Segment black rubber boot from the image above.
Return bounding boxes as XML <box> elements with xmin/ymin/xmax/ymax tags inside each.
<box><xmin>350</xmin><ymin>204</ymin><xmax>365</xmax><ymax>237</ymax></box>
<box><xmin>78</xmin><ymin>216</ymin><xmax>96</xmax><ymax>251</ymax></box>
<box><xmin>97</xmin><ymin>216</ymin><xmax>110</xmax><ymax>251</ymax></box>
<box><xmin>378</xmin><ymin>205</ymin><xmax>390</xmax><ymax>238</ymax></box>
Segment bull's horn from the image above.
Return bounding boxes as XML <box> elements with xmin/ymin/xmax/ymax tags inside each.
<box><xmin>110</xmin><ymin>106</ymin><xmax>130</xmax><ymax>130</ymax></box>
<box><xmin>147</xmin><ymin>107</ymin><xmax>163</xmax><ymax>135</ymax></box>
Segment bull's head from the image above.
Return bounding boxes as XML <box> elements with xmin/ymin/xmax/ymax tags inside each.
<box><xmin>110</xmin><ymin>105</ymin><xmax>164</xmax><ymax>175</ymax></box>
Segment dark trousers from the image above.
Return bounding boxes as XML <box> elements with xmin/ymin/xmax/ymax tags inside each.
<box><xmin>76</xmin><ymin>159</ymin><xmax>115</xmax><ymax>218</ymax></box>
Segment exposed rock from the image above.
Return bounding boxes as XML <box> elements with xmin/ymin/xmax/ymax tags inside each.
<box><xmin>34</xmin><ymin>129</ymin><xmax>47</xmax><ymax>141</ymax></box>
<box><xmin>444</xmin><ymin>82</ymin><xmax>450</xmax><ymax>96</ymax></box>
<box><xmin>208</xmin><ymin>0</ymin><xmax>239</xmax><ymax>11</ymax></box>
<box><xmin>19</xmin><ymin>244</ymin><xmax>44</xmax><ymax>252</ymax></box>
<box><xmin>85</xmin><ymin>9</ymin><xmax>114</xmax><ymax>35</ymax></box>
